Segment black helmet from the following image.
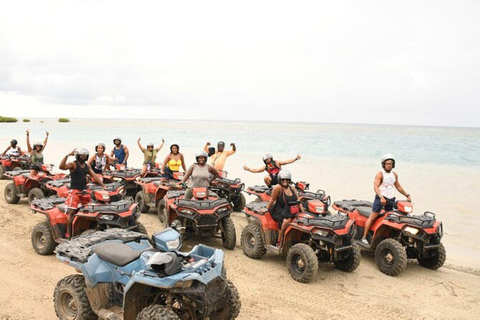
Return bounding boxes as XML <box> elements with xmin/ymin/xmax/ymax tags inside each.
<box><xmin>217</xmin><ymin>141</ymin><xmax>225</xmax><ymax>147</ymax></box>
<box><xmin>208</xmin><ymin>147</ymin><xmax>215</xmax><ymax>157</ymax></box>
<box><xmin>10</xmin><ymin>139</ymin><xmax>18</xmax><ymax>145</ymax></box>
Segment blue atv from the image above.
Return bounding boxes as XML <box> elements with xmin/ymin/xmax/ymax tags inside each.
<box><xmin>53</xmin><ymin>228</ymin><xmax>241</xmax><ymax>320</ymax></box>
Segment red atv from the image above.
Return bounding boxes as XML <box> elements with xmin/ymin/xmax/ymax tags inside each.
<box><xmin>102</xmin><ymin>166</ymin><xmax>162</xmax><ymax>199</ymax></box>
<box><xmin>245</xmin><ymin>181</ymin><xmax>331</xmax><ymax>215</ymax></box>
<box><xmin>0</xmin><ymin>154</ymin><xmax>31</xmax><ymax>178</ymax></box>
<box><xmin>211</xmin><ymin>171</ymin><xmax>246</xmax><ymax>211</ymax></box>
<box><xmin>45</xmin><ymin>178</ymin><xmax>125</xmax><ymax>203</ymax></box>
<box><xmin>160</xmin><ymin>187</ymin><xmax>236</xmax><ymax>250</ymax></box>
<box><xmin>134</xmin><ymin>172</ymin><xmax>184</xmax><ymax>214</ymax></box>
<box><xmin>332</xmin><ymin>199</ymin><xmax>446</xmax><ymax>276</ymax></box>
<box><xmin>29</xmin><ymin>194</ymin><xmax>144</xmax><ymax>255</ymax></box>
<box><xmin>4</xmin><ymin>166</ymin><xmax>66</xmax><ymax>205</ymax></box>
<box><xmin>241</xmin><ymin>201</ymin><xmax>360</xmax><ymax>283</ymax></box>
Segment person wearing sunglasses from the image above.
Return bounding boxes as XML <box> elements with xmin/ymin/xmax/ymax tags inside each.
<box><xmin>137</xmin><ymin>137</ymin><xmax>164</xmax><ymax>177</ymax></box>
<box><xmin>266</xmin><ymin>170</ymin><xmax>304</xmax><ymax>247</ymax></box>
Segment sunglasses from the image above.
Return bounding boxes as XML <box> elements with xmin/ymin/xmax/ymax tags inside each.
<box><xmin>279</xmin><ymin>179</ymin><xmax>291</xmax><ymax>182</ymax></box>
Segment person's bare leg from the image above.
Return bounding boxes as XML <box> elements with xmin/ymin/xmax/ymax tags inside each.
<box><xmin>362</xmin><ymin>212</ymin><xmax>379</xmax><ymax>243</ymax></box>
<box><xmin>278</xmin><ymin>218</ymin><xmax>292</xmax><ymax>245</ymax></box>
<box><xmin>141</xmin><ymin>165</ymin><xmax>147</xmax><ymax>177</ymax></box>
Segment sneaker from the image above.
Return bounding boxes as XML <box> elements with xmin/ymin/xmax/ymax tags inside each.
<box><xmin>360</xmin><ymin>238</ymin><xmax>369</xmax><ymax>246</ymax></box>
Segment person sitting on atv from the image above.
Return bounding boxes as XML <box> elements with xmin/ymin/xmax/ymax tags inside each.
<box><xmin>161</xmin><ymin>142</ymin><xmax>186</xmax><ymax>179</ymax></box>
<box><xmin>60</xmin><ymin>148</ymin><xmax>106</xmax><ymax>236</ymax></box>
<box><xmin>243</xmin><ymin>153</ymin><xmax>301</xmax><ymax>187</ymax></box>
<box><xmin>203</xmin><ymin>141</ymin><xmax>236</xmax><ymax>172</ymax></box>
<box><xmin>26</xmin><ymin>129</ymin><xmax>49</xmax><ymax>177</ymax></box>
<box><xmin>110</xmin><ymin>136</ymin><xmax>129</xmax><ymax>166</ymax></box>
<box><xmin>266</xmin><ymin>170</ymin><xmax>304</xmax><ymax>246</ymax></box>
<box><xmin>1</xmin><ymin>139</ymin><xmax>22</xmax><ymax>157</ymax></box>
<box><xmin>137</xmin><ymin>137</ymin><xmax>164</xmax><ymax>177</ymax></box>
<box><xmin>88</xmin><ymin>141</ymin><xmax>111</xmax><ymax>174</ymax></box>
<box><xmin>360</xmin><ymin>154</ymin><xmax>412</xmax><ymax>246</ymax></box>
<box><xmin>178</xmin><ymin>151</ymin><xmax>220</xmax><ymax>200</ymax></box>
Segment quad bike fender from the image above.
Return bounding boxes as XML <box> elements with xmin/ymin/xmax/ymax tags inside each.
<box><xmin>155</xmin><ymin>187</ymin><xmax>169</xmax><ymax>204</ymax></box>
<box><xmin>13</xmin><ymin>175</ymin><xmax>26</xmax><ymax>187</ymax></box>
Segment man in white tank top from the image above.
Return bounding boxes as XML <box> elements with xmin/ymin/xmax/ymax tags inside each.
<box><xmin>360</xmin><ymin>154</ymin><xmax>412</xmax><ymax>246</ymax></box>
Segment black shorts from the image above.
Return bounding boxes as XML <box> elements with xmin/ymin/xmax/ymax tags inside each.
<box><xmin>372</xmin><ymin>195</ymin><xmax>396</xmax><ymax>213</ymax></box>
<box><xmin>270</xmin><ymin>175</ymin><xmax>279</xmax><ymax>186</ymax></box>
<box><xmin>31</xmin><ymin>163</ymin><xmax>42</xmax><ymax>171</ymax></box>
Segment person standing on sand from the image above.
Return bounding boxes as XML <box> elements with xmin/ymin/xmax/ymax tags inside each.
<box><xmin>243</xmin><ymin>153</ymin><xmax>301</xmax><ymax>187</ymax></box>
<box><xmin>203</xmin><ymin>141</ymin><xmax>236</xmax><ymax>173</ymax></box>
<box><xmin>110</xmin><ymin>136</ymin><xmax>129</xmax><ymax>166</ymax></box>
<box><xmin>360</xmin><ymin>154</ymin><xmax>412</xmax><ymax>246</ymax></box>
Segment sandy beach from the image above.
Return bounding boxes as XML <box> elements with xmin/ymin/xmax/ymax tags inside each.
<box><xmin>1</xmin><ymin>120</ymin><xmax>480</xmax><ymax>319</ymax></box>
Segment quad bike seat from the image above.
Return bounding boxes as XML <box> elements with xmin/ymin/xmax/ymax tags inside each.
<box><xmin>334</xmin><ymin>200</ymin><xmax>373</xmax><ymax>212</ymax></box>
<box><xmin>215</xmin><ymin>177</ymin><xmax>242</xmax><ymax>186</ymax></box>
<box><xmin>356</xmin><ymin>206</ymin><xmax>374</xmax><ymax>218</ymax></box>
<box><xmin>31</xmin><ymin>197</ymin><xmax>66</xmax><ymax>210</ymax></box>
<box><xmin>93</xmin><ymin>241</ymin><xmax>147</xmax><ymax>266</ymax></box>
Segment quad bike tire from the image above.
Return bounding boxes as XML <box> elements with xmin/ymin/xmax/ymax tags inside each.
<box><xmin>211</xmin><ymin>279</ymin><xmax>241</xmax><ymax>320</ymax></box>
<box><xmin>240</xmin><ymin>223</ymin><xmax>266</xmax><ymax>259</ymax></box>
<box><xmin>136</xmin><ymin>304</ymin><xmax>179</xmax><ymax>320</ymax></box>
<box><xmin>334</xmin><ymin>243</ymin><xmax>361</xmax><ymax>272</ymax></box>
<box><xmin>157</xmin><ymin>199</ymin><xmax>166</xmax><ymax>223</ymax></box>
<box><xmin>54</xmin><ymin>274</ymin><xmax>96</xmax><ymax>320</ymax></box>
<box><xmin>135</xmin><ymin>192</ymin><xmax>150</xmax><ymax>213</ymax></box>
<box><xmin>28</xmin><ymin>187</ymin><xmax>45</xmax><ymax>205</ymax></box>
<box><xmin>31</xmin><ymin>220</ymin><xmax>57</xmax><ymax>255</ymax></box>
<box><xmin>286</xmin><ymin>243</ymin><xmax>318</xmax><ymax>283</ymax></box>
<box><xmin>417</xmin><ymin>243</ymin><xmax>446</xmax><ymax>270</ymax></box>
<box><xmin>4</xmin><ymin>182</ymin><xmax>20</xmax><ymax>204</ymax></box>
<box><xmin>232</xmin><ymin>193</ymin><xmax>246</xmax><ymax>212</ymax></box>
<box><xmin>221</xmin><ymin>216</ymin><xmax>236</xmax><ymax>250</ymax></box>
<box><xmin>375</xmin><ymin>238</ymin><xmax>407</xmax><ymax>276</ymax></box>
<box><xmin>0</xmin><ymin>165</ymin><xmax>6</xmax><ymax>179</ymax></box>
<box><xmin>135</xmin><ymin>222</ymin><xmax>148</xmax><ymax>236</ymax></box>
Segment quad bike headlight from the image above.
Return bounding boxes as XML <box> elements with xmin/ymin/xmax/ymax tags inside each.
<box><xmin>217</xmin><ymin>207</ymin><xmax>228</xmax><ymax>214</ymax></box>
<box><xmin>313</xmin><ymin>229</ymin><xmax>330</xmax><ymax>237</ymax></box>
<box><xmin>173</xmin><ymin>280</ymin><xmax>193</xmax><ymax>288</ymax></box>
<box><xmin>166</xmin><ymin>239</ymin><xmax>181</xmax><ymax>250</ymax></box>
<box><xmin>196</xmin><ymin>192</ymin><xmax>206</xmax><ymax>198</ymax></box>
<box><xmin>404</xmin><ymin>226</ymin><xmax>419</xmax><ymax>235</ymax></box>
<box><xmin>315</xmin><ymin>206</ymin><xmax>325</xmax><ymax>213</ymax></box>
<box><xmin>180</xmin><ymin>209</ymin><xmax>194</xmax><ymax>215</ymax></box>
<box><xmin>99</xmin><ymin>214</ymin><xmax>115</xmax><ymax>221</ymax></box>
<box><xmin>102</xmin><ymin>194</ymin><xmax>110</xmax><ymax>201</ymax></box>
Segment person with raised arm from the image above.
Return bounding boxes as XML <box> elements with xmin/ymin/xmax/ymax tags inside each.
<box><xmin>26</xmin><ymin>129</ymin><xmax>49</xmax><ymax>176</ymax></box>
<box><xmin>138</xmin><ymin>137</ymin><xmax>164</xmax><ymax>177</ymax></box>
<box><xmin>243</xmin><ymin>153</ymin><xmax>301</xmax><ymax>187</ymax></box>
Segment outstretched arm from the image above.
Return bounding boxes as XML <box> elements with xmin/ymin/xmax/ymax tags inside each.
<box><xmin>243</xmin><ymin>165</ymin><xmax>265</xmax><ymax>173</ymax></box>
<box><xmin>1</xmin><ymin>146</ymin><xmax>10</xmax><ymax>157</ymax></box>
<box><xmin>26</xmin><ymin>129</ymin><xmax>32</xmax><ymax>153</ymax></box>
<box><xmin>43</xmin><ymin>131</ymin><xmax>49</xmax><ymax>149</ymax></box>
<box><xmin>394</xmin><ymin>172</ymin><xmax>412</xmax><ymax>202</ymax></box>
<box><xmin>137</xmin><ymin>137</ymin><xmax>145</xmax><ymax>153</ymax></box>
<box><xmin>87</xmin><ymin>163</ymin><xmax>106</xmax><ymax>187</ymax></box>
<box><xmin>155</xmin><ymin>138</ymin><xmax>165</xmax><ymax>152</ymax></box>
<box><xmin>279</xmin><ymin>154</ymin><xmax>301</xmax><ymax>166</ymax></box>
<box><xmin>59</xmin><ymin>149</ymin><xmax>77</xmax><ymax>171</ymax></box>
<box><xmin>203</xmin><ymin>142</ymin><xmax>211</xmax><ymax>152</ymax></box>
<box><xmin>227</xmin><ymin>143</ymin><xmax>236</xmax><ymax>155</ymax></box>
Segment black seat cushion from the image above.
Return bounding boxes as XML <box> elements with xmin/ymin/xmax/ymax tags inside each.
<box><xmin>93</xmin><ymin>242</ymin><xmax>144</xmax><ymax>266</ymax></box>
<box><xmin>356</xmin><ymin>206</ymin><xmax>373</xmax><ymax>218</ymax></box>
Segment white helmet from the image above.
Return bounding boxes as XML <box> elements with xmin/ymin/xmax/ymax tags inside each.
<box><xmin>147</xmin><ymin>142</ymin><xmax>154</xmax><ymax>148</ymax></box>
<box><xmin>262</xmin><ymin>153</ymin><xmax>273</xmax><ymax>163</ymax></box>
<box><xmin>113</xmin><ymin>136</ymin><xmax>122</xmax><ymax>143</ymax></box>
<box><xmin>95</xmin><ymin>141</ymin><xmax>106</xmax><ymax>151</ymax></box>
<box><xmin>195</xmin><ymin>150</ymin><xmax>208</xmax><ymax>163</ymax></box>
<box><xmin>76</xmin><ymin>148</ymin><xmax>90</xmax><ymax>162</ymax></box>
<box><xmin>33</xmin><ymin>141</ymin><xmax>43</xmax><ymax>149</ymax></box>
<box><xmin>381</xmin><ymin>154</ymin><xmax>396</xmax><ymax>168</ymax></box>
<box><xmin>278</xmin><ymin>170</ymin><xmax>292</xmax><ymax>181</ymax></box>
